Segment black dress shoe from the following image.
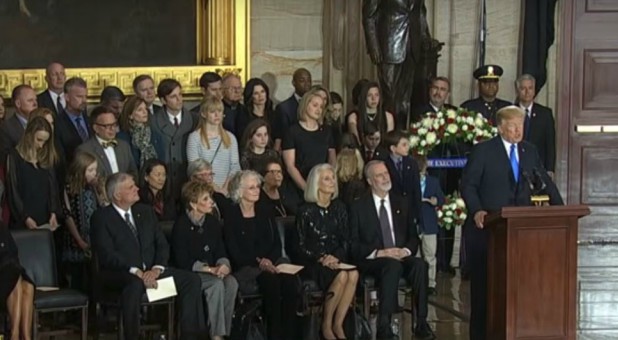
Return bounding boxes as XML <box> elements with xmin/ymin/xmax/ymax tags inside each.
<box><xmin>414</xmin><ymin>321</ymin><xmax>436</xmax><ymax>339</ymax></box>
<box><xmin>427</xmin><ymin>287</ymin><xmax>437</xmax><ymax>296</ymax></box>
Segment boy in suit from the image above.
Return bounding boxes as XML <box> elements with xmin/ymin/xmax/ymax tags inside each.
<box><xmin>416</xmin><ymin>156</ymin><xmax>445</xmax><ymax>295</ymax></box>
<box><xmin>383</xmin><ymin>130</ymin><xmax>422</xmax><ymax>225</ymax></box>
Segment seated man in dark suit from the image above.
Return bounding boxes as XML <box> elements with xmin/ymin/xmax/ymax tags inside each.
<box><xmin>273</xmin><ymin>68</ymin><xmax>312</xmax><ymax>151</ymax></box>
<box><xmin>515</xmin><ymin>74</ymin><xmax>556</xmax><ymax>176</ymax></box>
<box><xmin>461</xmin><ymin>105</ymin><xmax>563</xmax><ymax>340</ymax></box>
<box><xmin>412</xmin><ymin>76</ymin><xmax>457</xmax><ymax>122</ymax></box>
<box><xmin>133</xmin><ymin>74</ymin><xmax>164</xmax><ymax>116</ymax></box>
<box><xmin>77</xmin><ymin>106</ymin><xmax>137</xmax><ymax>178</ymax></box>
<box><xmin>55</xmin><ymin>77</ymin><xmax>92</xmax><ymax>163</ymax></box>
<box><xmin>37</xmin><ymin>62</ymin><xmax>66</xmax><ymax>116</ymax></box>
<box><xmin>90</xmin><ymin>172</ymin><xmax>206</xmax><ymax>339</ymax></box>
<box><xmin>350</xmin><ymin>160</ymin><xmax>435</xmax><ymax>340</ymax></box>
<box><xmin>0</xmin><ymin>85</ymin><xmax>37</xmax><ymax>165</ymax></box>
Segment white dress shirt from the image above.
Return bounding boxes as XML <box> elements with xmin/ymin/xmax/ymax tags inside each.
<box><xmin>367</xmin><ymin>193</ymin><xmax>412</xmax><ymax>259</ymax></box>
<box><xmin>48</xmin><ymin>90</ymin><xmax>65</xmax><ymax>110</ymax></box>
<box><xmin>96</xmin><ymin>135</ymin><xmax>119</xmax><ymax>174</ymax></box>
<box><xmin>501</xmin><ymin>138</ymin><xmax>519</xmax><ymax>162</ymax></box>
<box><xmin>167</xmin><ymin>111</ymin><xmax>182</xmax><ymax>126</ymax></box>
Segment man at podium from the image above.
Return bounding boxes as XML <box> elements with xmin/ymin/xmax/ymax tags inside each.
<box><xmin>460</xmin><ymin>105</ymin><xmax>563</xmax><ymax>340</ymax></box>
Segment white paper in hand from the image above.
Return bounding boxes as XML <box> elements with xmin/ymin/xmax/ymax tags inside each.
<box><xmin>336</xmin><ymin>263</ymin><xmax>356</xmax><ymax>270</ymax></box>
<box><xmin>276</xmin><ymin>263</ymin><xmax>304</xmax><ymax>275</ymax></box>
<box><xmin>146</xmin><ymin>277</ymin><xmax>177</xmax><ymax>302</ymax></box>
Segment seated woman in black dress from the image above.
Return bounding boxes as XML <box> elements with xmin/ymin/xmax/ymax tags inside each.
<box><xmin>223</xmin><ymin>170</ymin><xmax>298</xmax><ymax>340</ymax></box>
<box><xmin>239</xmin><ymin>118</ymin><xmax>279</xmax><ymax>171</ymax></box>
<box><xmin>258</xmin><ymin>157</ymin><xmax>300</xmax><ymax>217</ymax></box>
<box><xmin>138</xmin><ymin>159</ymin><xmax>176</xmax><ymax>221</ymax></box>
<box><xmin>294</xmin><ymin>164</ymin><xmax>359</xmax><ymax>340</ymax></box>
<box><xmin>172</xmin><ymin>181</ymin><xmax>238</xmax><ymax>340</ymax></box>
<box><xmin>335</xmin><ymin>148</ymin><xmax>367</xmax><ymax>208</ymax></box>
<box><xmin>1</xmin><ymin>225</ymin><xmax>35</xmax><ymax>340</ymax></box>
<box><xmin>6</xmin><ymin>116</ymin><xmax>61</xmax><ymax>229</ymax></box>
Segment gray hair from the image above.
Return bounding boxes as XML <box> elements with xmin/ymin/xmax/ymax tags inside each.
<box><xmin>64</xmin><ymin>77</ymin><xmax>87</xmax><ymax>94</ymax></box>
<box><xmin>222</xmin><ymin>73</ymin><xmax>241</xmax><ymax>84</ymax></box>
<box><xmin>106</xmin><ymin>172</ymin><xmax>134</xmax><ymax>202</ymax></box>
<box><xmin>304</xmin><ymin>163</ymin><xmax>338</xmax><ymax>203</ymax></box>
<box><xmin>187</xmin><ymin>159</ymin><xmax>213</xmax><ymax>178</ymax></box>
<box><xmin>514</xmin><ymin>74</ymin><xmax>536</xmax><ymax>89</ymax></box>
<box><xmin>228</xmin><ymin>170</ymin><xmax>263</xmax><ymax>203</ymax></box>
<box><xmin>363</xmin><ymin>160</ymin><xmax>385</xmax><ymax>179</ymax></box>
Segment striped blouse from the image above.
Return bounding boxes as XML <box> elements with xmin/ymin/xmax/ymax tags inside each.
<box><xmin>187</xmin><ymin>130</ymin><xmax>241</xmax><ymax>187</ymax></box>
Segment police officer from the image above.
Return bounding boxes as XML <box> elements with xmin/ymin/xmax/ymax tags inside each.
<box><xmin>461</xmin><ymin>65</ymin><xmax>511</xmax><ymax>125</ymax></box>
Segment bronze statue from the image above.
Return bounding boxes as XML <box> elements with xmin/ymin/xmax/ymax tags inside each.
<box><xmin>363</xmin><ymin>0</ymin><xmax>442</xmax><ymax>128</ymax></box>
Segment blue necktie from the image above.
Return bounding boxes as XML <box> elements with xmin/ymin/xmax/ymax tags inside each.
<box><xmin>420</xmin><ymin>175</ymin><xmax>426</xmax><ymax>196</ymax></box>
<box><xmin>510</xmin><ymin>144</ymin><xmax>519</xmax><ymax>183</ymax></box>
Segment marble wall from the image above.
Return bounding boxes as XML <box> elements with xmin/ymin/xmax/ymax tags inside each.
<box><xmin>250</xmin><ymin>0</ymin><xmax>559</xmax><ymax>110</ymax></box>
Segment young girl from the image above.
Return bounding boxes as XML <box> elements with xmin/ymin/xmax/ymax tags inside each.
<box><xmin>239</xmin><ymin>118</ymin><xmax>279</xmax><ymax>171</ymax></box>
<box><xmin>187</xmin><ymin>96</ymin><xmax>241</xmax><ymax>190</ymax></box>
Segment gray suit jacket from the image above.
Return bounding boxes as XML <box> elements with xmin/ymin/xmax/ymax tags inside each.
<box><xmin>0</xmin><ymin>115</ymin><xmax>26</xmax><ymax>165</ymax></box>
<box><xmin>77</xmin><ymin>136</ymin><xmax>137</xmax><ymax>178</ymax></box>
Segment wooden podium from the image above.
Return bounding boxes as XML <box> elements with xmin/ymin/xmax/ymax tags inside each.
<box><xmin>485</xmin><ymin>205</ymin><xmax>590</xmax><ymax>340</ymax></box>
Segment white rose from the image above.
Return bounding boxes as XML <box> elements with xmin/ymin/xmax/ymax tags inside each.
<box><xmin>450</xmin><ymin>203</ymin><xmax>457</xmax><ymax>210</ymax></box>
<box><xmin>466</xmin><ymin>117</ymin><xmax>474</xmax><ymax>124</ymax></box>
<box><xmin>418</xmin><ymin>127</ymin><xmax>428</xmax><ymax>136</ymax></box>
<box><xmin>420</xmin><ymin>140</ymin><xmax>427</xmax><ymax>146</ymax></box>
<box><xmin>409</xmin><ymin>136</ymin><xmax>420</xmax><ymax>146</ymax></box>
<box><xmin>455</xmin><ymin>198</ymin><xmax>465</xmax><ymax>208</ymax></box>
<box><xmin>437</xmin><ymin>111</ymin><xmax>444</xmax><ymax>118</ymax></box>
<box><xmin>446</xmin><ymin>109</ymin><xmax>457</xmax><ymax>119</ymax></box>
<box><xmin>445</xmin><ymin>210</ymin><xmax>453</xmax><ymax>217</ymax></box>
<box><xmin>446</xmin><ymin>124</ymin><xmax>458</xmax><ymax>134</ymax></box>
<box><xmin>475</xmin><ymin>117</ymin><xmax>485</xmax><ymax>127</ymax></box>
<box><xmin>460</xmin><ymin>213</ymin><xmax>467</xmax><ymax>220</ymax></box>
<box><xmin>462</xmin><ymin>125</ymin><xmax>468</xmax><ymax>131</ymax></box>
<box><xmin>426</xmin><ymin>132</ymin><xmax>437</xmax><ymax>144</ymax></box>
<box><xmin>444</xmin><ymin>217</ymin><xmax>453</xmax><ymax>224</ymax></box>
<box><xmin>437</xmin><ymin>210</ymin><xmax>443</xmax><ymax>218</ymax></box>
<box><xmin>422</xmin><ymin>118</ymin><xmax>433</xmax><ymax>128</ymax></box>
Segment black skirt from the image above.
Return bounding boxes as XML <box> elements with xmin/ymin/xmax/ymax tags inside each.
<box><xmin>300</xmin><ymin>263</ymin><xmax>341</xmax><ymax>292</ymax></box>
<box><xmin>0</xmin><ymin>260</ymin><xmax>33</xmax><ymax>312</ymax></box>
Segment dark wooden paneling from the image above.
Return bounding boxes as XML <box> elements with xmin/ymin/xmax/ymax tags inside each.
<box><xmin>514</xmin><ymin>227</ymin><xmax>568</xmax><ymax>338</ymax></box>
<box><xmin>583</xmin><ymin>50</ymin><xmax>618</xmax><ymax>111</ymax></box>
<box><xmin>580</xmin><ymin>147</ymin><xmax>618</xmax><ymax>204</ymax></box>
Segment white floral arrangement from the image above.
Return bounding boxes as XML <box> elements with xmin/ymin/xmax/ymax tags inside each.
<box><xmin>437</xmin><ymin>194</ymin><xmax>467</xmax><ymax>230</ymax></box>
<box><xmin>409</xmin><ymin>108</ymin><xmax>497</xmax><ymax>155</ymax></box>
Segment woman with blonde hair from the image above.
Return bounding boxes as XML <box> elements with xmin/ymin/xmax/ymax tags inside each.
<box><xmin>62</xmin><ymin>151</ymin><xmax>107</xmax><ymax>290</ymax></box>
<box><xmin>6</xmin><ymin>116</ymin><xmax>61</xmax><ymax>229</ymax></box>
<box><xmin>282</xmin><ymin>88</ymin><xmax>336</xmax><ymax>191</ymax></box>
<box><xmin>293</xmin><ymin>163</ymin><xmax>359</xmax><ymax>340</ymax></box>
<box><xmin>335</xmin><ymin>148</ymin><xmax>367</xmax><ymax>207</ymax></box>
<box><xmin>117</xmin><ymin>95</ymin><xmax>158</xmax><ymax>168</ymax></box>
<box><xmin>187</xmin><ymin>96</ymin><xmax>240</xmax><ymax>190</ymax></box>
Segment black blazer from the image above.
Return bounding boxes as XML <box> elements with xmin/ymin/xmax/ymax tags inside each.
<box><xmin>360</xmin><ymin>145</ymin><xmax>388</xmax><ymax>164</ymax></box>
<box><xmin>420</xmin><ymin>175</ymin><xmax>445</xmax><ymax>235</ymax></box>
<box><xmin>55</xmin><ymin>110</ymin><xmax>93</xmax><ymax>163</ymax></box>
<box><xmin>385</xmin><ymin>155</ymin><xmax>422</xmax><ymax>222</ymax></box>
<box><xmin>0</xmin><ymin>115</ymin><xmax>25</xmax><ymax>165</ymax></box>
<box><xmin>171</xmin><ymin>212</ymin><xmax>227</xmax><ymax>271</ymax></box>
<box><xmin>222</xmin><ymin>202</ymin><xmax>282</xmax><ymax>268</ymax></box>
<box><xmin>349</xmin><ymin>192</ymin><xmax>420</xmax><ymax>262</ymax></box>
<box><xmin>411</xmin><ymin>103</ymin><xmax>458</xmax><ymax>122</ymax></box>
<box><xmin>524</xmin><ymin>103</ymin><xmax>556</xmax><ymax>172</ymax></box>
<box><xmin>273</xmin><ymin>95</ymin><xmax>299</xmax><ymax>141</ymax></box>
<box><xmin>37</xmin><ymin>90</ymin><xmax>59</xmax><ymax>116</ymax></box>
<box><xmin>461</xmin><ymin>136</ymin><xmax>563</xmax><ymax>219</ymax></box>
<box><xmin>90</xmin><ymin>203</ymin><xmax>169</xmax><ymax>272</ymax></box>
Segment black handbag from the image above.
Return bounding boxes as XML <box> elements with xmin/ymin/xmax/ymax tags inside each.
<box><xmin>230</xmin><ymin>299</ymin><xmax>266</xmax><ymax>340</ymax></box>
<box><xmin>301</xmin><ymin>306</ymin><xmax>321</xmax><ymax>340</ymax></box>
<box><xmin>344</xmin><ymin>307</ymin><xmax>372</xmax><ymax>340</ymax></box>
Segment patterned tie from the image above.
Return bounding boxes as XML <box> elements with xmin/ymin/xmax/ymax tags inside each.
<box><xmin>124</xmin><ymin>212</ymin><xmax>139</xmax><ymax>240</ymax></box>
<box><xmin>101</xmin><ymin>139</ymin><xmax>118</xmax><ymax>149</ymax></box>
<box><xmin>510</xmin><ymin>144</ymin><xmax>519</xmax><ymax>183</ymax></box>
<box><xmin>379</xmin><ymin>199</ymin><xmax>395</xmax><ymax>248</ymax></box>
<box><xmin>74</xmin><ymin>117</ymin><xmax>89</xmax><ymax>141</ymax></box>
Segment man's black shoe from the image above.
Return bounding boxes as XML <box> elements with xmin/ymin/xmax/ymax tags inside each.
<box><xmin>414</xmin><ymin>321</ymin><xmax>436</xmax><ymax>339</ymax></box>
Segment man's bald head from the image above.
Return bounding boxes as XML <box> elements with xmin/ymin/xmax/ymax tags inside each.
<box><xmin>45</xmin><ymin>62</ymin><xmax>66</xmax><ymax>93</ymax></box>
<box><xmin>12</xmin><ymin>85</ymin><xmax>38</xmax><ymax>117</ymax></box>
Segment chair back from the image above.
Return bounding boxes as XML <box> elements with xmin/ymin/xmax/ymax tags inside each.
<box><xmin>159</xmin><ymin>220</ymin><xmax>175</xmax><ymax>244</ymax></box>
<box><xmin>11</xmin><ymin>229</ymin><xmax>57</xmax><ymax>287</ymax></box>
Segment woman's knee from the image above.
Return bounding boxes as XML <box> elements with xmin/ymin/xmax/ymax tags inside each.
<box><xmin>335</xmin><ymin>270</ymin><xmax>349</xmax><ymax>285</ymax></box>
<box><xmin>347</xmin><ymin>270</ymin><xmax>359</xmax><ymax>284</ymax></box>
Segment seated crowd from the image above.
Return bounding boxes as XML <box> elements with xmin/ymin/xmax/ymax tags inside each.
<box><xmin>2</xmin><ymin>62</ymin><xmax>537</xmax><ymax>340</ymax></box>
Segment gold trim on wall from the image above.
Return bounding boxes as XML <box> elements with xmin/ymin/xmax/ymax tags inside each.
<box><xmin>0</xmin><ymin>0</ymin><xmax>250</xmax><ymax>102</ymax></box>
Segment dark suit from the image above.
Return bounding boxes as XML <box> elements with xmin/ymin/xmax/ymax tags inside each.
<box><xmin>420</xmin><ymin>175</ymin><xmax>444</xmax><ymax>235</ymax></box>
<box><xmin>55</xmin><ymin>110</ymin><xmax>92</xmax><ymax>164</ymax></box>
<box><xmin>523</xmin><ymin>103</ymin><xmax>556</xmax><ymax>172</ymax></box>
<box><xmin>461</xmin><ymin>136</ymin><xmax>563</xmax><ymax>340</ymax></box>
<box><xmin>90</xmin><ymin>203</ymin><xmax>205</xmax><ymax>339</ymax></box>
<box><xmin>349</xmin><ymin>193</ymin><xmax>429</xmax><ymax>333</ymax></box>
<box><xmin>171</xmin><ymin>212</ymin><xmax>227</xmax><ymax>270</ymax></box>
<box><xmin>360</xmin><ymin>145</ymin><xmax>388</xmax><ymax>164</ymax></box>
<box><xmin>273</xmin><ymin>94</ymin><xmax>299</xmax><ymax>142</ymax></box>
<box><xmin>150</xmin><ymin>110</ymin><xmax>197</xmax><ymax>207</ymax></box>
<box><xmin>0</xmin><ymin>114</ymin><xmax>25</xmax><ymax>165</ymax></box>
<box><xmin>384</xmin><ymin>155</ymin><xmax>422</xmax><ymax>223</ymax></box>
<box><xmin>77</xmin><ymin>137</ymin><xmax>137</xmax><ymax>178</ymax></box>
<box><xmin>149</xmin><ymin>104</ymin><xmax>164</xmax><ymax>116</ymax></box>
<box><xmin>37</xmin><ymin>90</ymin><xmax>60</xmax><ymax>116</ymax></box>
<box><xmin>411</xmin><ymin>102</ymin><xmax>458</xmax><ymax>123</ymax></box>
<box><xmin>460</xmin><ymin>97</ymin><xmax>511</xmax><ymax>125</ymax></box>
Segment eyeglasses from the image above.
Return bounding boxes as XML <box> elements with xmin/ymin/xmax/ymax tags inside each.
<box><xmin>194</xmin><ymin>171</ymin><xmax>215</xmax><ymax>178</ymax></box>
<box><xmin>95</xmin><ymin>122</ymin><xmax>119</xmax><ymax>129</ymax></box>
<box><xmin>266</xmin><ymin>170</ymin><xmax>283</xmax><ymax>175</ymax></box>
<box><xmin>225</xmin><ymin>86</ymin><xmax>243</xmax><ymax>92</ymax></box>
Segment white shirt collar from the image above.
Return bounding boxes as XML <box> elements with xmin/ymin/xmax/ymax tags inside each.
<box><xmin>519</xmin><ymin>102</ymin><xmax>533</xmax><ymax>115</ymax></box>
<box><xmin>167</xmin><ymin>110</ymin><xmax>182</xmax><ymax>125</ymax></box>
<box><xmin>372</xmin><ymin>192</ymin><xmax>390</xmax><ymax>207</ymax></box>
<box><xmin>501</xmin><ymin>138</ymin><xmax>519</xmax><ymax>162</ymax></box>
<box><xmin>294</xmin><ymin>93</ymin><xmax>302</xmax><ymax>102</ymax></box>
<box><xmin>112</xmin><ymin>203</ymin><xmax>133</xmax><ymax>220</ymax></box>
<box><xmin>430</xmin><ymin>103</ymin><xmax>440</xmax><ymax>112</ymax></box>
